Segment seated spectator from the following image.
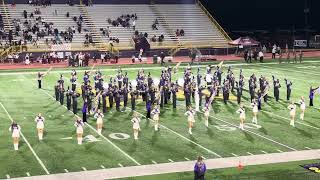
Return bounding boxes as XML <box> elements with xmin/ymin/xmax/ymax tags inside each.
<box><xmin>151</xmin><ymin>35</ymin><xmax>157</xmax><ymax>42</ymax></box>
<box><xmin>152</xmin><ymin>23</ymin><xmax>158</xmax><ymax>30</ymax></box>
<box><xmin>180</xmin><ymin>29</ymin><xmax>184</xmax><ymax>36</ymax></box>
<box><xmin>176</xmin><ymin>29</ymin><xmax>180</xmax><ymax>36</ymax></box>
<box><xmin>66</xmin><ymin>12</ymin><xmax>69</xmax><ymax>18</ymax></box>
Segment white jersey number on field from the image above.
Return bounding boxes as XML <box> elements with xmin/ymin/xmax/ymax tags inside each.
<box><xmin>84</xmin><ymin>135</ymin><xmax>101</xmax><ymax>143</ymax></box>
<box><xmin>109</xmin><ymin>133</ymin><xmax>130</xmax><ymax>140</ymax></box>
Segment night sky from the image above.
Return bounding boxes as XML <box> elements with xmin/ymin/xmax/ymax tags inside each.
<box><xmin>202</xmin><ymin>0</ymin><xmax>320</xmax><ymax>33</ymax></box>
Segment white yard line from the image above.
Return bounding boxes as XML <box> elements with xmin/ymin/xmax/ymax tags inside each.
<box><xmin>201</xmin><ymin>156</ymin><xmax>207</xmax><ymax>160</ymax></box>
<box><xmin>168</xmin><ymin>159</ymin><xmax>174</xmax><ymax>163</ymax></box>
<box><xmin>1</xmin><ymin>60</ymin><xmax>319</xmax><ymax>76</ymax></box>
<box><xmin>0</xmin><ymin>102</ymin><xmax>50</xmax><ymax>175</ymax></box>
<box><xmin>40</xmin><ymin>89</ymin><xmax>141</xmax><ymax>166</ymax></box>
<box><xmin>277</xmin><ymin>149</ymin><xmax>284</xmax><ymax>153</ymax></box>
<box><xmin>81</xmin><ymin>167</ymin><xmax>87</xmax><ymax>171</ymax></box>
<box><xmin>100</xmin><ymin>165</ymin><xmax>105</xmax><ymax>169</ymax></box>
<box><xmin>247</xmin><ymin>152</ymin><xmax>254</xmax><ymax>156</ymax></box>
<box><xmin>128</xmin><ymin>108</ymin><xmax>222</xmax><ymax>158</ymax></box>
<box><xmin>16</xmin><ymin>149</ymin><xmax>320</xmax><ymax>180</ymax></box>
<box><xmin>261</xmin><ymin>110</ymin><xmax>320</xmax><ymax>130</ymax></box>
<box><xmin>64</xmin><ymin>169</ymin><xmax>69</xmax><ymax>173</ymax></box>
<box><xmin>198</xmin><ymin>111</ymin><xmax>297</xmax><ymax>151</ymax></box>
<box><xmin>26</xmin><ymin>172</ymin><xmax>30</xmax><ymax>177</ymax></box>
<box><xmin>231</xmin><ymin>153</ymin><xmax>238</xmax><ymax>157</ymax></box>
<box><xmin>118</xmin><ymin>163</ymin><xmax>123</xmax><ymax>167</ymax></box>
<box><xmin>151</xmin><ymin>160</ymin><xmax>157</xmax><ymax>164</ymax></box>
<box><xmin>261</xmin><ymin>150</ymin><xmax>268</xmax><ymax>154</ymax></box>
<box><xmin>305</xmin><ymin>147</ymin><xmax>312</xmax><ymax>150</ymax></box>
<box><xmin>184</xmin><ymin>157</ymin><xmax>190</xmax><ymax>161</ymax></box>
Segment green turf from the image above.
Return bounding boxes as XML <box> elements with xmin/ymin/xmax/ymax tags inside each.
<box><xmin>117</xmin><ymin>160</ymin><xmax>320</xmax><ymax>180</ymax></box>
<box><xmin>0</xmin><ymin>58</ymin><xmax>320</xmax><ymax>178</ymax></box>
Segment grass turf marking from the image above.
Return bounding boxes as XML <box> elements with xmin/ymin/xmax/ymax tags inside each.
<box><xmin>128</xmin><ymin>107</ymin><xmax>223</xmax><ymax>158</ymax></box>
<box><xmin>184</xmin><ymin>157</ymin><xmax>190</xmax><ymax>161</ymax></box>
<box><xmin>64</xmin><ymin>169</ymin><xmax>69</xmax><ymax>173</ymax></box>
<box><xmin>6</xmin><ymin>175</ymin><xmax>10</xmax><ymax>179</ymax></box>
<box><xmin>261</xmin><ymin>110</ymin><xmax>319</xmax><ymax>130</ymax></box>
<box><xmin>1</xmin><ymin>60</ymin><xmax>320</xmax><ymax>76</ymax></box>
<box><xmin>231</xmin><ymin>153</ymin><xmax>238</xmax><ymax>157</ymax></box>
<box><xmin>305</xmin><ymin>147</ymin><xmax>312</xmax><ymax>150</ymax></box>
<box><xmin>118</xmin><ymin>163</ymin><xmax>123</xmax><ymax>167</ymax></box>
<box><xmin>168</xmin><ymin>159</ymin><xmax>174</xmax><ymax>162</ymax></box>
<box><xmin>39</xmin><ymin>89</ymin><xmax>141</xmax><ymax>166</ymax></box>
<box><xmin>0</xmin><ymin>102</ymin><xmax>50</xmax><ymax>175</ymax></box>
<box><xmin>261</xmin><ymin>150</ymin><xmax>268</xmax><ymax>154</ymax></box>
<box><xmin>81</xmin><ymin>167</ymin><xmax>87</xmax><ymax>171</ymax></box>
<box><xmin>247</xmin><ymin>152</ymin><xmax>254</xmax><ymax>155</ymax></box>
<box><xmin>100</xmin><ymin>165</ymin><xmax>105</xmax><ymax>169</ymax></box>
<box><xmin>277</xmin><ymin>149</ymin><xmax>284</xmax><ymax>153</ymax></box>
<box><xmin>197</xmin><ymin>111</ymin><xmax>297</xmax><ymax>151</ymax></box>
<box><xmin>26</xmin><ymin>172</ymin><xmax>30</xmax><ymax>177</ymax></box>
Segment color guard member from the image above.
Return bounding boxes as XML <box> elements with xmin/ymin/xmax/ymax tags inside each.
<box><xmin>288</xmin><ymin>101</ymin><xmax>296</xmax><ymax>127</ymax></box>
<box><xmin>131</xmin><ymin>113</ymin><xmax>141</xmax><ymax>140</ymax></box>
<box><xmin>236</xmin><ymin>104</ymin><xmax>245</xmax><ymax>130</ymax></box>
<box><xmin>151</xmin><ymin>106</ymin><xmax>160</xmax><ymax>131</ymax></box>
<box><xmin>74</xmin><ymin>118</ymin><xmax>84</xmax><ymax>145</ymax></box>
<box><xmin>35</xmin><ymin>113</ymin><xmax>45</xmax><ymax>140</ymax></box>
<box><xmin>9</xmin><ymin>121</ymin><xmax>21</xmax><ymax>150</ymax></box>
<box><xmin>94</xmin><ymin>109</ymin><xmax>104</xmax><ymax>134</ymax></box>
<box><xmin>185</xmin><ymin>106</ymin><xmax>196</xmax><ymax>134</ymax></box>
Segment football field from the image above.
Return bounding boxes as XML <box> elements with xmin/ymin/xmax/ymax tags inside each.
<box><xmin>0</xmin><ymin>58</ymin><xmax>320</xmax><ymax>179</ymax></box>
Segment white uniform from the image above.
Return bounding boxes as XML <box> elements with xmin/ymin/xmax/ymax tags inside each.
<box><xmin>94</xmin><ymin>113</ymin><xmax>104</xmax><ymax>124</ymax></box>
<box><xmin>299</xmin><ymin>100</ymin><xmax>306</xmax><ymax>110</ymax></box>
<box><xmin>203</xmin><ymin>107</ymin><xmax>210</xmax><ymax>117</ymax></box>
<box><xmin>74</xmin><ymin>121</ymin><xmax>84</xmax><ymax>134</ymax></box>
<box><xmin>35</xmin><ymin>116</ymin><xmax>45</xmax><ymax>129</ymax></box>
<box><xmin>185</xmin><ymin>110</ymin><xmax>196</xmax><ymax>122</ymax></box>
<box><xmin>131</xmin><ymin>117</ymin><xmax>141</xmax><ymax>130</ymax></box>
<box><xmin>237</xmin><ymin>108</ymin><xmax>246</xmax><ymax>119</ymax></box>
<box><xmin>252</xmin><ymin>103</ymin><xmax>258</xmax><ymax>113</ymax></box>
<box><xmin>151</xmin><ymin>109</ymin><xmax>160</xmax><ymax>121</ymax></box>
<box><xmin>288</xmin><ymin>104</ymin><xmax>296</xmax><ymax>116</ymax></box>
<box><xmin>9</xmin><ymin>125</ymin><xmax>21</xmax><ymax>138</ymax></box>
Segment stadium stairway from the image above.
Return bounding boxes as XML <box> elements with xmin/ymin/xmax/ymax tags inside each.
<box><xmin>0</xmin><ymin>4</ymin><xmax>14</xmax><ymax>32</ymax></box>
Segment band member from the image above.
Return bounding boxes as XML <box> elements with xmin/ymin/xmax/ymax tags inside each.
<box><xmin>251</xmin><ymin>99</ymin><xmax>258</xmax><ymax>124</ymax></box>
<box><xmin>37</xmin><ymin>72</ymin><xmax>45</xmax><ymax>89</ymax></box>
<box><xmin>203</xmin><ymin>104</ymin><xmax>210</xmax><ymax>127</ymax></box>
<box><xmin>185</xmin><ymin>106</ymin><xmax>196</xmax><ymax>134</ymax></box>
<box><xmin>35</xmin><ymin>113</ymin><xmax>45</xmax><ymax>140</ymax></box>
<box><xmin>66</xmin><ymin>87</ymin><xmax>72</xmax><ymax>110</ymax></box>
<box><xmin>74</xmin><ymin>118</ymin><xmax>84</xmax><ymax>145</ymax></box>
<box><xmin>299</xmin><ymin>96</ymin><xmax>306</xmax><ymax>120</ymax></box>
<box><xmin>54</xmin><ymin>83</ymin><xmax>60</xmax><ymax>101</ymax></box>
<box><xmin>131</xmin><ymin>113</ymin><xmax>141</xmax><ymax>140</ymax></box>
<box><xmin>272</xmin><ymin>76</ymin><xmax>281</xmax><ymax>102</ymax></box>
<box><xmin>151</xmin><ymin>106</ymin><xmax>160</xmax><ymax>131</ymax></box>
<box><xmin>72</xmin><ymin>92</ymin><xmax>80</xmax><ymax>114</ymax></box>
<box><xmin>299</xmin><ymin>50</ymin><xmax>303</xmax><ymax>63</ymax></box>
<box><xmin>288</xmin><ymin>102</ymin><xmax>296</xmax><ymax>127</ymax></box>
<box><xmin>9</xmin><ymin>121</ymin><xmax>21</xmax><ymax>150</ymax></box>
<box><xmin>284</xmin><ymin>79</ymin><xmax>292</xmax><ymax>101</ymax></box>
<box><xmin>309</xmin><ymin>86</ymin><xmax>319</xmax><ymax>106</ymax></box>
<box><xmin>236</xmin><ymin>104</ymin><xmax>245</xmax><ymax>130</ymax></box>
<box><xmin>94</xmin><ymin>109</ymin><xmax>104</xmax><ymax>134</ymax></box>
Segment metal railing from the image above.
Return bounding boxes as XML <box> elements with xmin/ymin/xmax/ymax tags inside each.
<box><xmin>197</xmin><ymin>0</ymin><xmax>232</xmax><ymax>43</ymax></box>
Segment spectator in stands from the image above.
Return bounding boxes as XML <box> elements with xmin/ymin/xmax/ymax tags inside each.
<box><xmin>180</xmin><ymin>29</ymin><xmax>185</xmax><ymax>36</ymax></box>
<box><xmin>66</xmin><ymin>12</ymin><xmax>69</xmax><ymax>18</ymax></box>
<box><xmin>151</xmin><ymin>35</ymin><xmax>157</xmax><ymax>42</ymax></box>
<box><xmin>152</xmin><ymin>23</ymin><xmax>158</xmax><ymax>30</ymax></box>
<box><xmin>176</xmin><ymin>29</ymin><xmax>180</xmax><ymax>36</ymax></box>
<box><xmin>158</xmin><ymin>34</ymin><xmax>164</xmax><ymax>42</ymax></box>
<box><xmin>23</xmin><ymin>10</ymin><xmax>27</xmax><ymax>19</ymax></box>
<box><xmin>132</xmin><ymin>20</ymin><xmax>136</xmax><ymax>31</ymax></box>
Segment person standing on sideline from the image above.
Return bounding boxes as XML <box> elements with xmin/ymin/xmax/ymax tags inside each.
<box><xmin>272</xmin><ymin>45</ymin><xmax>276</xmax><ymax>59</ymax></box>
<box><xmin>194</xmin><ymin>156</ymin><xmax>206</xmax><ymax>180</ymax></box>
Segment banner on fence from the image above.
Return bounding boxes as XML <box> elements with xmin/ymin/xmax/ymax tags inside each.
<box><xmin>294</xmin><ymin>40</ymin><xmax>307</xmax><ymax>47</ymax></box>
<box><xmin>50</xmin><ymin>44</ymin><xmax>71</xmax><ymax>51</ymax></box>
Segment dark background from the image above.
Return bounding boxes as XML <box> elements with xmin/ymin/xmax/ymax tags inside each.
<box><xmin>201</xmin><ymin>0</ymin><xmax>319</xmax><ymax>42</ymax></box>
